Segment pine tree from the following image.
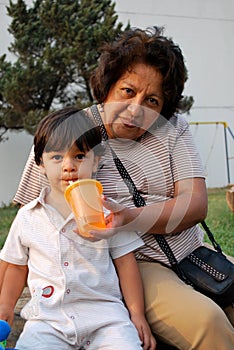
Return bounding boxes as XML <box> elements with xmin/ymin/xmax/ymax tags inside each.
<box><xmin>0</xmin><ymin>0</ymin><xmax>129</xmax><ymax>137</ymax></box>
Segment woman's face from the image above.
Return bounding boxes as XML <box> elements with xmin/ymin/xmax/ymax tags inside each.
<box><xmin>103</xmin><ymin>63</ymin><xmax>164</xmax><ymax>140</ymax></box>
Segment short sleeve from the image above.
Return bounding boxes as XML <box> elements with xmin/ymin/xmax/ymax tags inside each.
<box><xmin>170</xmin><ymin>118</ymin><xmax>205</xmax><ymax>181</ymax></box>
<box><xmin>0</xmin><ymin>211</ymin><xmax>29</xmax><ymax>265</ymax></box>
<box><xmin>109</xmin><ymin>231</ymin><xmax>144</xmax><ymax>260</ymax></box>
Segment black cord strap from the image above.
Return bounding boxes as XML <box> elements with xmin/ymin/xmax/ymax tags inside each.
<box><xmin>200</xmin><ymin>221</ymin><xmax>222</xmax><ymax>253</ymax></box>
<box><xmin>91</xmin><ymin>105</ymin><xmax>146</xmax><ymax>208</ymax></box>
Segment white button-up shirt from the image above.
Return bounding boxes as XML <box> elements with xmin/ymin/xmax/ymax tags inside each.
<box><xmin>1</xmin><ymin>187</ymin><xmax>143</xmax><ymax>343</ymax></box>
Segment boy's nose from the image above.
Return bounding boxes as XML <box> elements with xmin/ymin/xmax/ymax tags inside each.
<box><xmin>62</xmin><ymin>158</ymin><xmax>77</xmax><ymax>172</ymax></box>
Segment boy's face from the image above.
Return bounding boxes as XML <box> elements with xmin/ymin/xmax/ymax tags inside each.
<box><xmin>39</xmin><ymin>143</ymin><xmax>99</xmax><ymax>195</ymax></box>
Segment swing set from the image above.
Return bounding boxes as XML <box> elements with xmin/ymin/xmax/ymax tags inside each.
<box><xmin>190</xmin><ymin>121</ymin><xmax>234</xmax><ymax>212</ymax></box>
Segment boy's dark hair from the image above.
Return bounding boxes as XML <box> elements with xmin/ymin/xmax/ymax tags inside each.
<box><xmin>34</xmin><ymin>106</ymin><xmax>104</xmax><ymax>165</ymax></box>
<box><xmin>90</xmin><ymin>26</ymin><xmax>188</xmax><ymax>120</ymax></box>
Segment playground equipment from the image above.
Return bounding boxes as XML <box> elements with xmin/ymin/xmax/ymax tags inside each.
<box><xmin>190</xmin><ymin>121</ymin><xmax>234</xmax><ymax>212</ymax></box>
<box><xmin>190</xmin><ymin>121</ymin><xmax>234</xmax><ymax>184</ymax></box>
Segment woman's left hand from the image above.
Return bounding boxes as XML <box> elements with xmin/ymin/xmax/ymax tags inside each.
<box><xmin>88</xmin><ymin>197</ymin><xmax>129</xmax><ymax>239</ymax></box>
<box><xmin>73</xmin><ymin>197</ymin><xmax>128</xmax><ymax>240</ymax></box>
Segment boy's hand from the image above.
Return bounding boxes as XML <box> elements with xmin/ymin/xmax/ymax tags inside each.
<box><xmin>0</xmin><ymin>304</ymin><xmax>14</xmax><ymax>326</ymax></box>
<box><xmin>131</xmin><ymin>313</ymin><xmax>157</xmax><ymax>350</ymax></box>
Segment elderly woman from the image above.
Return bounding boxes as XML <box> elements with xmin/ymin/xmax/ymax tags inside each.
<box><xmin>7</xmin><ymin>27</ymin><xmax>234</xmax><ymax>349</ymax></box>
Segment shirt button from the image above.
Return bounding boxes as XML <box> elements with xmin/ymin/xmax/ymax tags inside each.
<box><xmin>61</xmin><ymin>228</ymin><xmax>66</xmax><ymax>232</ymax></box>
<box><xmin>66</xmin><ymin>289</ymin><xmax>70</xmax><ymax>294</ymax></box>
<box><xmin>64</xmin><ymin>262</ymin><xmax>69</xmax><ymax>267</ymax></box>
<box><xmin>70</xmin><ymin>315</ymin><xmax>75</xmax><ymax>319</ymax></box>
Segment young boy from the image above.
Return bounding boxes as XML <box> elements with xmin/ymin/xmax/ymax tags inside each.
<box><xmin>0</xmin><ymin>107</ymin><xmax>155</xmax><ymax>350</ymax></box>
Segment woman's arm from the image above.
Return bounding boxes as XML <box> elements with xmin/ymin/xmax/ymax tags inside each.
<box><xmin>0</xmin><ymin>263</ymin><xmax>28</xmax><ymax>325</ymax></box>
<box><xmin>90</xmin><ymin>177</ymin><xmax>207</xmax><ymax>239</ymax></box>
<box><xmin>124</xmin><ymin>177</ymin><xmax>208</xmax><ymax>234</ymax></box>
<box><xmin>114</xmin><ymin>252</ymin><xmax>156</xmax><ymax>350</ymax></box>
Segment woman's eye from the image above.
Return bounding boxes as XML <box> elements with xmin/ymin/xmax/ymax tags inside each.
<box><xmin>148</xmin><ymin>97</ymin><xmax>159</xmax><ymax>106</ymax></box>
<box><xmin>122</xmin><ymin>87</ymin><xmax>133</xmax><ymax>96</ymax></box>
<box><xmin>125</xmin><ymin>88</ymin><xmax>132</xmax><ymax>93</ymax></box>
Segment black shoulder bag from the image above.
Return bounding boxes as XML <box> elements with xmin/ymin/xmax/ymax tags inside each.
<box><xmin>91</xmin><ymin>105</ymin><xmax>234</xmax><ymax>308</ymax></box>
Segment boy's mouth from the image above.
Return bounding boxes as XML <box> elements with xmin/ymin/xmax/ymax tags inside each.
<box><xmin>63</xmin><ymin>177</ymin><xmax>78</xmax><ymax>184</ymax></box>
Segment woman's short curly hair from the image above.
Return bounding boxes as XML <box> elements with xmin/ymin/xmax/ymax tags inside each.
<box><xmin>90</xmin><ymin>26</ymin><xmax>188</xmax><ymax>120</ymax></box>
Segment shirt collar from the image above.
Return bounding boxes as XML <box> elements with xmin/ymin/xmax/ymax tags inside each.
<box><xmin>25</xmin><ymin>187</ymin><xmax>51</xmax><ymax>210</ymax></box>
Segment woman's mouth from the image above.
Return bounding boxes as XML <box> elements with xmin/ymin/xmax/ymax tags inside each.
<box><xmin>121</xmin><ymin>118</ymin><xmax>139</xmax><ymax>128</ymax></box>
<box><xmin>123</xmin><ymin>123</ymin><xmax>136</xmax><ymax>128</ymax></box>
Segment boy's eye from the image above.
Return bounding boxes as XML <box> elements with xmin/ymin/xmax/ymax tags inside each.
<box><xmin>76</xmin><ymin>153</ymin><xmax>86</xmax><ymax>160</ymax></box>
<box><xmin>52</xmin><ymin>155</ymin><xmax>62</xmax><ymax>160</ymax></box>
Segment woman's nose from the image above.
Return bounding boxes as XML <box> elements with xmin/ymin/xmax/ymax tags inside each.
<box><xmin>127</xmin><ymin>99</ymin><xmax>144</xmax><ymax>118</ymax></box>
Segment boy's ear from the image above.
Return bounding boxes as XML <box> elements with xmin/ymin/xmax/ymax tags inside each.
<box><xmin>39</xmin><ymin>159</ymin><xmax>46</xmax><ymax>175</ymax></box>
<box><xmin>92</xmin><ymin>155</ymin><xmax>100</xmax><ymax>173</ymax></box>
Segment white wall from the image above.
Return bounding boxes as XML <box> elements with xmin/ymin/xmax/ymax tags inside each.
<box><xmin>115</xmin><ymin>0</ymin><xmax>234</xmax><ymax>188</ymax></box>
<box><xmin>0</xmin><ymin>0</ymin><xmax>234</xmax><ymax>205</ymax></box>
<box><xmin>0</xmin><ymin>1</ymin><xmax>33</xmax><ymax>205</ymax></box>
<box><xmin>0</xmin><ymin>131</ymin><xmax>33</xmax><ymax>206</ymax></box>
<box><xmin>0</xmin><ymin>0</ymin><xmax>12</xmax><ymax>57</ymax></box>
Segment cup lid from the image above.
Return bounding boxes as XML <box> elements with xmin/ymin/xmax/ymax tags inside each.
<box><xmin>64</xmin><ymin>179</ymin><xmax>103</xmax><ymax>199</ymax></box>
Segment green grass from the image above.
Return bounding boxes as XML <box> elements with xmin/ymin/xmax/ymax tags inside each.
<box><xmin>0</xmin><ymin>188</ymin><xmax>233</xmax><ymax>256</ymax></box>
<box><xmin>204</xmin><ymin>188</ymin><xmax>234</xmax><ymax>256</ymax></box>
<box><xmin>0</xmin><ymin>204</ymin><xmax>19</xmax><ymax>248</ymax></box>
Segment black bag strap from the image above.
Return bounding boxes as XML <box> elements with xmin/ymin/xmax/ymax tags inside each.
<box><xmin>90</xmin><ymin>105</ymin><xmax>223</xmax><ymax>266</ymax></box>
<box><xmin>91</xmin><ymin>105</ymin><xmax>146</xmax><ymax>207</ymax></box>
<box><xmin>200</xmin><ymin>221</ymin><xmax>222</xmax><ymax>253</ymax></box>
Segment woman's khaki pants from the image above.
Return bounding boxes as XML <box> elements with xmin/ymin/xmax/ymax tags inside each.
<box><xmin>138</xmin><ymin>261</ymin><xmax>234</xmax><ymax>350</ymax></box>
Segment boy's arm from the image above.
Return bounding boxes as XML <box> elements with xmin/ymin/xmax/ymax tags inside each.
<box><xmin>0</xmin><ymin>263</ymin><xmax>28</xmax><ymax>325</ymax></box>
<box><xmin>114</xmin><ymin>252</ymin><xmax>156</xmax><ymax>350</ymax></box>
<box><xmin>0</xmin><ymin>260</ymin><xmax>8</xmax><ymax>291</ymax></box>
